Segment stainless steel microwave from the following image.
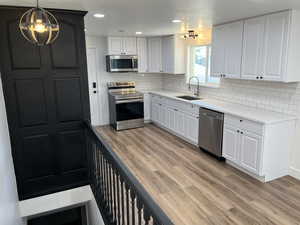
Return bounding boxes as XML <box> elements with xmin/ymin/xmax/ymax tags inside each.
<box><xmin>106</xmin><ymin>55</ymin><xmax>138</xmax><ymax>72</ymax></box>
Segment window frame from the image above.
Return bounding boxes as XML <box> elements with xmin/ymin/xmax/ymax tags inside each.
<box><xmin>187</xmin><ymin>44</ymin><xmax>220</xmax><ymax>87</ymax></box>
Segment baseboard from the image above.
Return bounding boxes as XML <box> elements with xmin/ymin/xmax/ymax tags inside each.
<box><xmin>289</xmin><ymin>167</ymin><xmax>300</xmax><ymax>180</ymax></box>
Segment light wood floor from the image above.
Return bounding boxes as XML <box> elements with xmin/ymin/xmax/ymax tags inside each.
<box><xmin>95</xmin><ymin>124</ymin><xmax>300</xmax><ymax>225</ymax></box>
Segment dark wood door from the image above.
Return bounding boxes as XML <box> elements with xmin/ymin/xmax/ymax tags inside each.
<box><xmin>0</xmin><ymin>7</ymin><xmax>90</xmax><ymax>200</ymax></box>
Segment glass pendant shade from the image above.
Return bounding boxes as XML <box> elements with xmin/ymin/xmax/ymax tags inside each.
<box><xmin>19</xmin><ymin>6</ymin><xmax>59</xmax><ymax>46</ymax></box>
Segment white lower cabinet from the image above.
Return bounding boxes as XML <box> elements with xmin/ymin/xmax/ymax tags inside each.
<box><xmin>222</xmin><ymin>114</ymin><xmax>295</xmax><ymax>182</ymax></box>
<box><xmin>150</xmin><ymin>94</ymin><xmax>199</xmax><ymax>145</ymax></box>
<box><xmin>223</xmin><ymin>123</ymin><xmax>262</xmax><ymax>175</ymax></box>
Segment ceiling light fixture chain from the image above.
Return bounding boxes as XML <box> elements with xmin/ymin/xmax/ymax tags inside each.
<box><xmin>19</xmin><ymin>0</ymin><xmax>60</xmax><ymax>46</ymax></box>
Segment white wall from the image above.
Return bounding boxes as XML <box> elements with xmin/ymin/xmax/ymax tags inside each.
<box><xmin>0</xmin><ymin>78</ymin><xmax>23</xmax><ymax>225</ymax></box>
<box><xmin>163</xmin><ymin>75</ymin><xmax>300</xmax><ymax>179</ymax></box>
<box><xmin>85</xmin><ymin>35</ymin><xmax>163</xmax><ymax>126</ymax></box>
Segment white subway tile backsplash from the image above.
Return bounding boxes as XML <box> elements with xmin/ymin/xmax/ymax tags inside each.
<box><xmin>162</xmin><ymin>74</ymin><xmax>300</xmax><ymax>117</ymax></box>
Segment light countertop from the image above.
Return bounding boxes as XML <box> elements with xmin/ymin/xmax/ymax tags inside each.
<box><xmin>140</xmin><ymin>89</ymin><xmax>297</xmax><ymax>124</ymax></box>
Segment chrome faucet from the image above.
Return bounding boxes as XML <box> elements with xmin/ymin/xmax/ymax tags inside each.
<box><xmin>188</xmin><ymin>76</ymin><xmax>200</xmax><ymax>96</ymax></box>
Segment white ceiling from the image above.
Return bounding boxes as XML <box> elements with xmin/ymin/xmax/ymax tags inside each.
<box><xmin>1</xmin><ymin>0</ymin><xmax>300</xmax><ymax>36</ymax></box>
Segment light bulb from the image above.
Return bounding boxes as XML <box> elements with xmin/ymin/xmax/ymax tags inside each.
<box><xmin>34</xmin><ymin>19</ymin><xmax>47</xmax><ymax>33</ymax></box>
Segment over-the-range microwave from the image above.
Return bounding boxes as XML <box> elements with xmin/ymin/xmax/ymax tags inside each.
<box><xmin>106</xmin><ymin>55</ymin><xmax>138</xmax><ymax>72</ymax></box>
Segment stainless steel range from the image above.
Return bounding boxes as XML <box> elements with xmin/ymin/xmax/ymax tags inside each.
<box><xmin>108</xmin><ymin>81</ymin><xmax>144</xmax><ymax>131</ymax></box>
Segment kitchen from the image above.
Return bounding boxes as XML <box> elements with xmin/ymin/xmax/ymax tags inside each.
<box><xmin>86</xmin><ymin>10</ymin><xmax>300</xmax><ymax>182</ymax></box>
<box><xmin>83</xmin><ymin>7</ymin><xmax>300</xmax><ymax>223</ymax></box>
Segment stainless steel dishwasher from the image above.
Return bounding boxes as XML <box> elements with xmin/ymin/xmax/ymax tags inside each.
<box><xmin>198</xmin><ymin>107</ymin><xmax>224</xmax><ymax>159</ymax></box>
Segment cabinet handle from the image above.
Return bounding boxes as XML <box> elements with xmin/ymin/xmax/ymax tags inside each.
<box><xmin>260</xmin><ymin>76</ymin><xmax>263</xmax><ymax>79</ymax></box>
<box><xmin>240</xmin><ymin>119</ymin><xmax>243</xmax><ymax>122</ymax></box>
<box><xmin>241</xmin><ymin>131</ymin><xmax>244</xmax><ymax>134</ymax></box>
<box><xmin>237</xmin><ymin>130</ymin><xmax>240</xmax><ymax>133</ymax></box>
<box><xmin>174</xmin><ymin>109</ymin><xmax>178</xmax><ymax>111</ymax></box>
<box><xmin>256</xmin><ymin>76</ymin><xmax>259</xmax><ymax>79</ymax></box>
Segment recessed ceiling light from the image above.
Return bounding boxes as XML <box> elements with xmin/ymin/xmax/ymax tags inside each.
<box><xmin>172</xmin><ymin>19</ymin><xmax>182</xmax><ymax>23</ymax></box>
<box><xmin>93</xmin><ymin>13</ymin><xmax>105</xmax><ymax>18</ymax></box>
<box><xmin>136</xmin><ymin>31</ymin><xmax>142</xmax><ymax>35</ymax></box>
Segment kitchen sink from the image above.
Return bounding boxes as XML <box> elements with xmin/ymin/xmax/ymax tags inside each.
<box><xmin>176</xmin><ymin>95</ymin><xmax>203</xmax><ymax>101</ymax></box>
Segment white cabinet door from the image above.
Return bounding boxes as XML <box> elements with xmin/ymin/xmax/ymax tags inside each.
<box><xmin>174</xmin><ymin>110</ymin><xmax>185</xmax><ymax>137</ymax></box>
<box><xmin>148</xmin><ymin>37</ymin><xmax>162</xmax><ymax>73</ymax></box>
<box><xmin>123</xmin><ymin>37</ymin><xmax>137</xmax><ymax>55</ymax></box>
<box><xmin>222</xmin><ymin>124</ymin><xmax>239</xmax><ymax>163</ymax></box>
<box><xmin>167</xmin><ymin>107</ymin><xmax>176</xmax><ymax>131</ymax></box>
<box><xmin>108</xmin><ymin>37</ymin><xmax>123</xmax><ymax>55</ymax></box>
<box><xmin>151</xmin><ymin>101</ymin><xmax>159</xmax><ymax>123</ymax></box>
<box><xmin>184</xmin><ymin>114</ymin><xmax>199</xmax><ymax>144</ymax></box>
<box><xmin>143</xmin><ymin>93</ymin><xmax>150</xmax><ymax>121</ymax></box>
<box><xmin>224</xmin><ymin>21</ymin><xmax>244</xmax><ymax>78</ymax></box>
<box><xmin>162</xmin><ymin>36</ymin><xmax>174</xmax><ymax>74</ymax></box>
<box><xmin>240</xmin><ymin>131</ymin><xmax>262</xmax><ymax>175</ymax></box>
<box><xmin>262</xmin><ymin>11</ymin><xmax>289</xmax><ymax>81</ymax></box>
<box><xmin>241</xmin><ymin>16</ymin><xmax>265</xmax><ymax>80</ymax></box>
<box><xmin>211</xmin><ymin>25</ymin><xmax>226</xmax><ymax>77</ymax></box>
<box><xmin>137</xmin><ymin>38</ymin><xmax>148</xmax><ymax>73</ymax></box>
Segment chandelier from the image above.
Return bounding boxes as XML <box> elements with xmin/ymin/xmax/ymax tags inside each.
<box><xmin>182</xmin><ymin>30</ymin><xmax>199</xmax><ymax>39</ymax></box>
<box><xmin>19</xmin><ymin>0</ymin><xmax>59</xmax><ymax>46</ymax></box>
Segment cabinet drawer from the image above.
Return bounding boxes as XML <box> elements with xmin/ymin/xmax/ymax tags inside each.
<box><xmin>167</xmin><ymin>99</ymin><xmax>199</xmax><ymax>115</ymax></box>
<box><xmin>224</xmin><ymin>114</ymin><xmax>264</xmax><ymax>135</ymax></box>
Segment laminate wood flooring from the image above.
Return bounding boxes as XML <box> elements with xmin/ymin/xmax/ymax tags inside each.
<box><xmin>95</xmin><ymin>124</ymin><xmax>300</xmax><ymax>225</ymax></box>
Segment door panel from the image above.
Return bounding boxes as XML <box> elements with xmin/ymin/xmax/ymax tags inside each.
<box><xmin>22</xmin><ymin>134</ymin><xmax>55</xmax><ymax>180</ymax></box>
<box><xmin>108</xmin><ymin>37</ymin><xmax>123</xmax><ymax>55</ymax></box>
<box><xmin>123</xmin><ymin>37</ymin><xmax>137</xmax><ymax>55</ymax></box>
<box><xmin>211</xmin><ymin>25</ymin><xmax>226</xmax><ymax>77</ymax></box>
<box><xmin>222</xmin><ymin>124</ymin><xmax>239</xmax><ymax>162</ymax></box>
<box><xmin>7</xmin><ymin>19</ymin><xmax>42</xmax><ymax>70</ymax></box>
<box><xmin>15</xmin><ymin>79</ymin><xmax>48</xmax><ymax>127</ymax></box>
<box><xmin>50</xmin><ymin>21</ymin><xmax>78</xmax><ymax>69</ymax></box>
<box><xmin>54</xmin><ymin>78</ymin><xmax>83</xmax><ymax>122</ymax></box>
<box><xmin>0</xmin><ymin>8</ymin><xmax>90</xmax><ymax>200</ymax></box>
<box><xmin>241</xmin><ymin>16</ymin><xmax>265</xmax><ymax>79</ymax></box>
<box><xmin>240</xmin><ymin>131</ymin><xmax>262</xmax><ymax>175</ymax></box>
<box><xmin>224</xmin><ymin>21</ymin><xmax>243</xmax><ymax>78</ymax></box>
<box><xmin>58</xmin><ymin>130</ymin><xmax>86</xmax><ymax>172</ymax></box>
<box><xmin>148</xmin><ymin>38</ymin><xmax>162</xmax><ymax>72</ymax></box>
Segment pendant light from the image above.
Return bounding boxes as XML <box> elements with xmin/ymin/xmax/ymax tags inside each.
<box><xmin>19</xmin><ymin>0</ymin><xmax>59</xmax><ymax>46</ymax></box>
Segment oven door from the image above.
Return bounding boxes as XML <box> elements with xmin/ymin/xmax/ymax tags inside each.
<box><xmin>115</xmin><ymin>99</ymin><xmax>144</xmax><ymax>121</ymax></box>
<box><xmin>107</xmin><ymin>55</ymin><xmax>138</xmax><ymax>72</ymax></box>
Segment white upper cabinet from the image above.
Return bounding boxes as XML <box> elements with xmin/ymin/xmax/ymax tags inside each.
<box><xmin>123</xmin><ymin>37</ymin><xmax>137</xmax><ymax>55</ymax></box>
<box><xmin>262</xmin><ymin>11</ymin><xmax>289</xmax><ymax>81</ymax></box>
<box><xmin>107</xmin><ymin>37</ymin><xmax>137</xmax><ymax>55</ymax></box>
<box><xmin>107</xmin><ymin>37</ymin><xmax>124</xmax><ymax>55</ymax></box>
<box><xmin>212</xmin><ymin>10</ymin><xmax>300</xmax><ymax>82</ymax></box>
<box><xmin>211</xmin><ymin>21</ymin><xmax>243</xmax><ymax>78</ymax></box>
<box><xmin>241</xmin><ymin>16</ymin><xmax>265</xmax><ymax>80</ymax></box>
<box><xmin>137</xmin><ymin>37</ymin><xmax>148</xmax><ymax>73</ymax></box>
<box><xmin>211</xmin><ymin>25</ymin><xmax>226</xmax><ymax>77</ymax></box>
<box><xmin>148</xmin><ymin>37</ymin><xmax>163</xmax><ymax>73</ymax></box>
<box><xmin>162</xmin><ymin>36</ymin><xmax>174</xmax><ymax>74</ymax></box>
<box><xmin>162</xmin><ymin>35</ymin><xmax>186</xmax><ymax>74</ymax></box>
<box><xmin>224</xmin><ymin>21</ymin><xmax>244</xmax><ymax>78</ymax></box>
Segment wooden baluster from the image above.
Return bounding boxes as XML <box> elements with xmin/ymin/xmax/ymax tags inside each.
<box><xmin>130</xmin><ymin>190</ymin><xmax>136</xmax><ymax>225</ymax></box>
<box><xmin>137</xmin><ymin>198</ymin><xmax>143</xmax><ymax>225</ymax></box>
<box><xmin>125</xmin><ymin>184</ymin><xmax>130</xmax><ymax>225</ymax></box>
<box><xmin>120</xmin><ymin>178</ymin><xmax>125</xmax><ymax>225</ymax></box>
<box><xmin>109</xmin><ymin>163</ymin><xmax>113</xmax><ymax>218</ymax></box>
<box><xmin>143</xmin><ymin>208</ymin><xmax>151</xmax><ymax>225</ymax></box>
<box><xmin>116</xmin><ymin>172</ymin><xmax>121</xmax><ymax>225</ymax></box>
<box><xmin>104</xmin><ymin>157</ymin><xmax>109</xmax><ymax>211</ymax></box>
<box><xmin>113</xmin><ymin>168</ymin><xmax>117</xmax><ymax>223</ymax></box>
